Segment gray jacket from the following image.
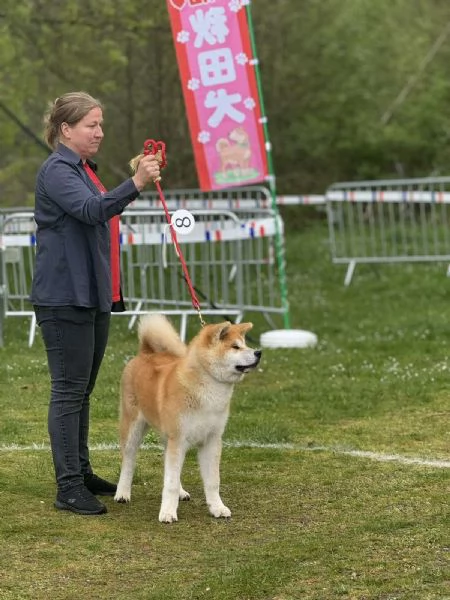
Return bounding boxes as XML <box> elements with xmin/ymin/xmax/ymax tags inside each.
<box><xmin>30</xmin><ymin>143</ymin><xmax>139</xmax><ymax>312</ymax></box>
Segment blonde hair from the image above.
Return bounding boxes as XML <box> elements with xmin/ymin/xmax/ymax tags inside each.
<box><xmin>129</xmin><ymin>152</ymin><xmax>144</xmax><ymax>174</ymax></box>
<box><xmin>44</xmin><ymin>91</ymin><xmax>103</xmax><ymax>149</ymax></box>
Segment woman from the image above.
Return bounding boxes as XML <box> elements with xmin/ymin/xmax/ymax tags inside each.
<box><xmin>30</xmin><ymin>91</ymin><xmax>160</xmax><ymax>515</ymax></box>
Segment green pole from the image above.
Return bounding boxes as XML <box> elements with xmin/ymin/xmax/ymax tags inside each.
<box><xmin>245</xmin><ymin>1</ymin><xmax>291</xmax><ymax>329</ymax></box>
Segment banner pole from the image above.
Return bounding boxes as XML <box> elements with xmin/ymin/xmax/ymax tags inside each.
<box><xmin>245</xmin><ymin>1</ymin><xmax>291</xmax><ymax>329</ymax></box>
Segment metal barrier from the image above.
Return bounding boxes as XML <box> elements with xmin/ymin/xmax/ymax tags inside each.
<box><xmin>118</xmin><ymin>207</ymin><xmax>284</xmax><ymax>328</ymax></box>
<box><xmin>135</xmin><ymin>186</ymin><xmax>325</xmax><ymax>209</ymax></box>
<box><xmin>136</xmin><ymin>185</ymin><xmax>272</xmax><ymax>212</ymax></box>
<box><xmin>0</xmin><ymin>212</ymin><xmax>37</xmax><ymax>346</ymax></box>
<box><xmin>0</xmin><ymin>197</ymin><xmax>286</xmax><ymax>346</ymax></box>
<box><xmin>326</xmin><ymin>176</ymin><xmax>450</xmax><ymax>285</ymax></box>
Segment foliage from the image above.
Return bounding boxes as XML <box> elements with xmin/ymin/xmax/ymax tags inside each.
<box><xmin>2</xmin><ymin>0</ymin><xmax>450</xmax><ymax>203</ymax></box>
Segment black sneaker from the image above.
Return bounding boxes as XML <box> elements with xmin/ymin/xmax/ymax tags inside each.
<box><xmin>84</xmin><ymin>473</ymin><xmax>117</xmax><ymax>497</ymax></box>
<box><xmin>55</xmin><ymin>484</ymin><xmax>107</xmax><ymax>515</ymax></box>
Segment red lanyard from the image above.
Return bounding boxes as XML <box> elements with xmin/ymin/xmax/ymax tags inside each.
<box><xmin>83</xmin><ymin>162</ymin><xmax>121</xmax><ymax>303</ymax></box>
<box><xmin>83</xmin><ymin>162</ymin><xmax>107</xmax><ymax>193</ymax></box>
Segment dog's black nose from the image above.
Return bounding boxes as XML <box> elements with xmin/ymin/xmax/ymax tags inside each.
<box><xmin>254</xmin><ymin>350</ymin><xmax>262</xmax><ymax>359</ymax></box>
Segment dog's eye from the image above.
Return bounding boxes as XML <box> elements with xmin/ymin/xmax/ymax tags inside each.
<box><xmin>232</xmin><ymin>344</ymin><xmax>241</xmax><ymax>350</ymax></box>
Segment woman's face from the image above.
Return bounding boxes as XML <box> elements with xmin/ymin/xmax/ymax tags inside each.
<box><xmin>60</xmin><ymin>107</ymin><xmax>104</xmax><ymax>160</ymax></box>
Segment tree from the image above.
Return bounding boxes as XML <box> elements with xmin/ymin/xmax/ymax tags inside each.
<box><xmin>2</xmin><ymin>0</ymin><xmax>450</xmax><ymax>205</ymax></box>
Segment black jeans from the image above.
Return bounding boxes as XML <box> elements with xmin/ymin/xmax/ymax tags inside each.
<box><xmin>34</xmin><ymin>306</ymin><xmax>111</xmax><ymax>492</ymax></box>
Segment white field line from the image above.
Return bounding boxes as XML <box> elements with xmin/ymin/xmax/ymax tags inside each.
<box><xmin>1</xmin><ymin>441</ymin><xmax>449</xmax><ymax>469</ymax></box>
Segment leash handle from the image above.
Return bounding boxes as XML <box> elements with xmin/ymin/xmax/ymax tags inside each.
<box><xmin>143</xmin><ymin>139</ymin><xmax>167</xmax><ymax>182</ymax></box>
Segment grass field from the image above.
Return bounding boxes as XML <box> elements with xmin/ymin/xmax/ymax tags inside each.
<box><xmin>0</xmin><ymin>209</ymin><xmax>449</xmax><ymax>600</ymax></box>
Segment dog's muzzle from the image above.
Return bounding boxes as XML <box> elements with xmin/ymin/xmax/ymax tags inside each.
<box><xmin>235</xmin><ymin>350</ymin><xmax>262</xmax><ymax>373</ymax></box>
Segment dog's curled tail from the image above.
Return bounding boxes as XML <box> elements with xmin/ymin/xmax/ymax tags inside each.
<box><xmin>138</xmin><ymin>314</ymin><xmax>187</xmax><ymax>357</ymax></box>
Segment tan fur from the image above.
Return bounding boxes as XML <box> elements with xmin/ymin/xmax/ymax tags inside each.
<box><xmin>115</xmin><ymin>314</ymin><xmax>261</xmax><ymax>522</ymax></box>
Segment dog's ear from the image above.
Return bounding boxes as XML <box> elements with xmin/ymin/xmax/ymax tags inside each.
<box><xmin>237</xmin><ymin>322</ymin><xmax>253</xmax><ymax>336</ymax></box>
<box><xmin>203</xmin><ymin>322</ymin><xmax>232</xmax><ymax>344</ymax></box>
<box><xmin>218</xmin><ymin>322</ymin><xmax>232</xmax><ymax>340</ymax></box>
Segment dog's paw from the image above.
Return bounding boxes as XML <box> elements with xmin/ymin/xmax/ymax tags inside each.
<box><xmin>179</xmin><ymin>488</ymin><xmax>190</xmax><ymax>501</ymax></box>
<box><xmin>209</xmin><ymin>503</ymin><xmax>231</xmax><ymax>519</ymax></box>
<box><xmin>159</xmin><ymin>510</ymin><xmax>178</xmax><ymax>523</ymax></box>
<box><xmin>114</xmin><ymin>491</ymin><xmax>131</xmax><ymax>503</ymax></box>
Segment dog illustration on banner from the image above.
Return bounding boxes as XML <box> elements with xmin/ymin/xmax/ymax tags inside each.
<box><xmin>214</xmin><ymin>126</ymin><xmax>261</xmax><ymax>186</ymax></box>
<box><xmin>216</xmin><ymin>126</ymin><xmax>251</xmax><ymax>173</ymax></box>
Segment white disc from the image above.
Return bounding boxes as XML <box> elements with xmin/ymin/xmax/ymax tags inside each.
<box><xmin>170</xmin><ymin>209</ymin><xmax>195</xmax><ymax>235</ymax></box>
<box><xmin>260</xmin><ymin>329</ymin><xmax>318</xmax><ymax>349</ymax></box>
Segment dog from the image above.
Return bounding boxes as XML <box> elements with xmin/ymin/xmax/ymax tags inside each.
<box><xmin>114</xmin><ymin>314</ymin><xmax>262</xmax><ymax>522</ymax></box>
<box><xmin>216</xmin><ymin>126</ymin><xmax>251</xmax><ymax>173</ymax></box>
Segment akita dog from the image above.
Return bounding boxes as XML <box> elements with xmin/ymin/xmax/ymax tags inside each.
<box><xmin>114</xmin><ymin>314</ymin><xmax>261</xmax><ymax>522</ymax></box>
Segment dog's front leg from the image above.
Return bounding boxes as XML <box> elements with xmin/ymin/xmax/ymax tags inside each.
<box><xmin>159</xmin><ymin>438</ymin><xmax>187</xmax><ymax>523</ymax></box>
<box><xmin>198</xmin><ymin>435</ymin><xmax>231</xmax><ymax>518</ymax></box>
<box><xmin>115</xmin><ymin>416</ymin><xmax>148</xmax><ymax>503</ymax></box>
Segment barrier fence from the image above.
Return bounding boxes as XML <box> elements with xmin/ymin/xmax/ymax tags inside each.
<box><xmin>0</xmin><ymin>188</ymin><xmax>287</xmax><ymax>346</ymax></box>
<box><xmin>7</xmin><ymin>177</ymin><xmax>450</xmax><ymax>343</ymax></box>
<box><xmin>135</xmin><ymin>187</ymin><xmax>325</xmax><ymax>209</ymax></box>
<box><xmin>326</xmin><ymin>176</ymin><xmax>450</xmax><ymax>285</ymax></box>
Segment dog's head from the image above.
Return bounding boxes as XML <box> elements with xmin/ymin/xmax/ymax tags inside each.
<box><xmin>229</xmin><ymin>127</ymin><xmax>249</xmax><ymax>144</ymax></box>
<box><xmin>193</xmin><ymin>321</ymin><xmax>262</xmax><ymax>383</ymax></box>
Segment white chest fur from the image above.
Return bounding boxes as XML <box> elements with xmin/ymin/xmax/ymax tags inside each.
<box><xmin>180</xmin><ymin>382</ymin><xmax>233</xmax><ymax>447</ymax></box>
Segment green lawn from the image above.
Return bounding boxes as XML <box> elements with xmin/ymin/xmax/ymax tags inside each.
<box><xmin>0</xmin><ymin>210</ymin><xmax>449</xmax><ymax>600</ymax></box>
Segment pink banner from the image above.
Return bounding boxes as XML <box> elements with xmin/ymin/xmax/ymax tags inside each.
<box><xmin>167</xmin><ymin>0</ymin><xmax>268</xmax><ymax>191</ymax></box>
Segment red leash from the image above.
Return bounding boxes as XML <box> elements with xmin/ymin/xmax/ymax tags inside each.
<box><xmin>143</xmin><ymin>139</ymin><xmax>205</xmax><ymax>327</ymax></box>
